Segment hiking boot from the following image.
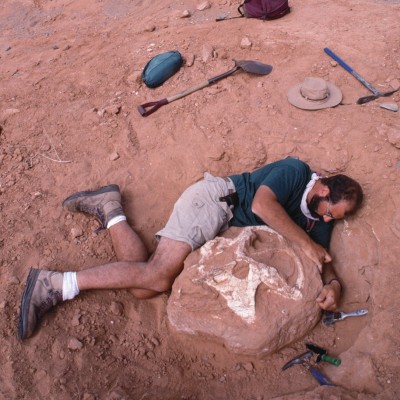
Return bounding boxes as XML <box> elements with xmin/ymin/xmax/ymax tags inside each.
<box><xmin>62</xmin><ymin>184</ymin><xmax>124</xmax><ymax>230</ymax></box>
<box><xmin>18</xmin><ymin>269</ymin><xmax>63</xmax><ymax>340</ymax></box>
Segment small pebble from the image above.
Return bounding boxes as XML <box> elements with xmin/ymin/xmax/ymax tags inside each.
<box><xmin>8</xmin><ymin>276</ymin><xmax>20</xmax><ymax>285</ymax></box>
<box><xmin>240</xmin><ymin>37</ymin><xmax>252</xmax><ymax>49</ymax></box>
<box><xmin>389</xmin><ymin>79</ymin><xmax>399</xmax><ymax>90</ymax></box>
<box><xmin>67</xmin><ymin>337</ymin><xmax>83</xmax><ymax>350</ymax></box>
<box><xmin>186</xmin><ymin>53</ymin><xmax>195</xmax><ymax>67</ymax></box>
<box><xmin>380</xmin><ymin>103</ymin><xmax>398</xmax><ymax>112</ymax></box>
<box><xmin>197</xmin><ymin>1</ymin><xmax>211</xmax><ymax>11</ymax></box>
<box><xmin>110</xmin><ymin>301</ymin><xmax>124</xmax><ymax>316</ymax></box>
<box><xmin>243</xmin><ymin>362</ymin><xmax>254</xmax><ymax>371</ymax></box>
<box><xmin>71</xmin><ymin>313</ymin><xmax>81</xmax><ymax>327</ymax></box>
<box><xmin>40</xmin><ymin>143</ymin><xmax>51</xmax><ymax>152</ymax></box>
<box><xmin>3</xmin><ymin>108</ymin><xmax>20</xmax><ymax>117</ymax></box>
<box><xmin>202</xmin><ymin>44</ymin><xmax>214</xmax><ymax>63</ymax></box>
<box><xmin>71</xmin><ymin>227</ymin><xmax>83</xmax><ymax>238</ymax></box>
<box><xmin>106</xmin><ymin>105</ymin><xmax>121</xmax><ymax>115</ymax></box>
<box><xmin>109</xmin><ymin>152</ymin><xmax>120</xmax><ymax>161</ymax></box>
<box><xmin>143</xmin><ymin>25</ymin><xmax>156</xmax><ymax>33</ymax></box>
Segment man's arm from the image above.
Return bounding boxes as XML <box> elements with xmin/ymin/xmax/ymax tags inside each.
<box><xmin>316</xmin><ymin>261</ymin><xmax>342</xmax><ymax>310</ymax></box>
<box><xmin>252</xmin><ymin>185</ymin><xmax>331</xmax><ymax>272</ymax></box>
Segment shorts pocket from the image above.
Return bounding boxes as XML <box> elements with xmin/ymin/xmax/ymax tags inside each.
<box><xmin>192</xmin><ymin>197</ymin><xmax>204</xmax><ymax>209</ymax></box>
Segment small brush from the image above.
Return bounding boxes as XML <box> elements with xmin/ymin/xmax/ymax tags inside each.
<box><xmin>323</xmin><ymin>309</ymin><xmax>368</xmax><ymax>325</ymax></box>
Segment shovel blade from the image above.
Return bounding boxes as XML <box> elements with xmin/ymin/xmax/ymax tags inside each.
<box><xmin>234</xmin><ymin>59</ymin><xmax>273</xmax><ymax>75</ymax></box>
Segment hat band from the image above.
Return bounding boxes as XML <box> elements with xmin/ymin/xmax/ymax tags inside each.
<box><xmin>300</xmin><ymin>91</ymin><xmax>330</xmax><ymax>103</ymax></box>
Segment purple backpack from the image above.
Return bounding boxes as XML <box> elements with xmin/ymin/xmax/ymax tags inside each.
<box><xmin>239</xmin><ymin>0</ymin><xmax>290</xmax><ymax>19</ymax></box>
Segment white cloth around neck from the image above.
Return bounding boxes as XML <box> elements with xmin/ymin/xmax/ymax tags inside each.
<box><xmin>301</xmin><ymin>173</ymin><xmax>320</xmax><ymax>221</ymax></box>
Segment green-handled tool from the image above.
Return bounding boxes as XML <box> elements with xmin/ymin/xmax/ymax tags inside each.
<box><xmin>306</xmin><ymin>343</ymin><xmax>341</xmax><ymax>366</ymax></box>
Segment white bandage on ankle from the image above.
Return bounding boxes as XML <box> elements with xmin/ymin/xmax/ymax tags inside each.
<box><xmin>62</xmin><ymin>272</ymin><xmax>80</xmax><ymax>301</ymax></box>
<box><xmin>107</xmin><ymin>215</ymin><xmax>127</xmax><ymax>229</ymax></box>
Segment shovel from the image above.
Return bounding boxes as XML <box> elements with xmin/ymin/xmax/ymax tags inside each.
<box><xmin>324</xmin><ymin>48</ymin><xmax>399</xmax><ymax>104</ymax></box>
<box><xmin>137</xmin><ymin>59</ymin><xmax>273</xmax><ymax>117</ymax></box>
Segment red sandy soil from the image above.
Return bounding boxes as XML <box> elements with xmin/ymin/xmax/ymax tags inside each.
<box><xmin>1</xmin><ymin>0</ymin><xmax>399</xmax><ymax>399</ymax></box>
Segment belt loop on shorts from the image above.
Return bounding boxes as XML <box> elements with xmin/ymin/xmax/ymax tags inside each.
<box><xmin>222</xmin><ymin>176</ymin><xmax>235</xmax><ymax>190</ymax></box>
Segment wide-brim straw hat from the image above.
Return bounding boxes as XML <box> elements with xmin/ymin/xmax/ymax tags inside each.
<box><xmin>288</xmin><ymin>77</ymin><xmax>342</xmax><ymax>110</ymax></box>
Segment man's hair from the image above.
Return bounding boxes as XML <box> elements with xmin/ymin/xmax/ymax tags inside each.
<box><xmin>320</xmin><ymin>174</ymin><xmax>363</xmax><ymax>214</ymax></box>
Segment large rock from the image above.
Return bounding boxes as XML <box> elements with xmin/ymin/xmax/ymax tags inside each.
<box><xmin>167</xmin><ymin>226</ymin><xmax>323</xmax><ymax>356</ymax></box>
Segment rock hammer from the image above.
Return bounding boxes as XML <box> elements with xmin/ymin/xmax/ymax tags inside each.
<box><xmin>324</xmin><ymin>48</ymin><xmax>399</xmax><ymax>104</ymax></box>
<box><xmin>282</xmin><ymin>346</ymin><xmax>339</xmax><ymax>386</ymax></box>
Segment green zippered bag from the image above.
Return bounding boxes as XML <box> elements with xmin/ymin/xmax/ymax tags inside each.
<box><xmin>142</xmin><ymin>51</ymin><xmax>183</xmax><ymax>88</ymax></box>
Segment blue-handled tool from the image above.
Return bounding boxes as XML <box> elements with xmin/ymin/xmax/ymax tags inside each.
<box><xmin>308</xmin><ymin>366</ymin><xmax>336</xmax><ymax>386</ymax></box>
<box><xmin>324</xmin><ymin>48</ymin><xmax>399</xmax><ymax>104</ymax></box>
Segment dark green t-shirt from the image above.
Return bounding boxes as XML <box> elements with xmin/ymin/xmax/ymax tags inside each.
<box><xmin>228</xmin><ymin>158</ymin><xmax>333</xmax><ymax>248</ymax></box>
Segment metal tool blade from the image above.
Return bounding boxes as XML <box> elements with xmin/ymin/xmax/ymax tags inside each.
<box><xmin>281</xmin><ymin>351</ymin><xmax>313</xmax><ymax>371</ymax></box>
<box><xmin>339</xmin><ymin>309</ymin><xmax>369</xmax><ymax>320</ymax></box>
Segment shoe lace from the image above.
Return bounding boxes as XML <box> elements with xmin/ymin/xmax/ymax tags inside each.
<box><xmin>79</xmin><ymin>204</ymin><xmax>107</xmax><ymax>234</ymax></box>
<box><xmin>94</xmin><ymin>207</ymin><xmax>107</xmax><ymax>233</ymax></box>
<box><xmin>38</xmin><ymin>289</ymin><xmax>63</xmax><ymax>319</ymax></box>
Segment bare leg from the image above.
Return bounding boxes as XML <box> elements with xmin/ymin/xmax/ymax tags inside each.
<box><xmin>76</xmin><ymin>237</ymin><xmax>191</xmax><ymax>296</ymax></box>
<box><xmin>109</xmin><ymin>221</ymin><xmax>148</xmax><ymax>262</ymax></box>
<box><xmin>61</xmin><ymin>185</ymin><xmax>192</xmax><ymax>298</ymax></box>
<box><xmin>108</xmin><ymin>220</ymin><xmax>155</xmax><ymax>298</ymax></box>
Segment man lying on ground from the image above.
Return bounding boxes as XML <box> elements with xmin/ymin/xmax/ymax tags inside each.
<box><xmin>18</xmin><ymin>157</ymin><xmax>363</xmax><ymax>340</ymax></box>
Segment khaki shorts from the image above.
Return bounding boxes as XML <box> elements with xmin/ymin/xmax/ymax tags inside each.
<box><xmin>156</xmin><ymin>172</ymin><xmax>235</xmax><ymax>250</ymax></box>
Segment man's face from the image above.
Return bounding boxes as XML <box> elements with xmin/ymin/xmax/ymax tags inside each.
<box><xmin>308</xmin><ymin>194</ymin><xmax>352</xmax><ymax>222</ymax></box>
<box><xmin>308</xmin><ymin>194</ymin><xmax>329</xmax><ymax>220</ymax></box>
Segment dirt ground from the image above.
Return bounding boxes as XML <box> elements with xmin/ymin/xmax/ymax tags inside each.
<box><xmin>1</xmin><ymin>0</ymin><xmax>399</xmax><ymax>399</ymax></box>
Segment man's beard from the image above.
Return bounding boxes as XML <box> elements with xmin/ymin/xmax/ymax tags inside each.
<box><xmin>308</xmin><ymin>195</ymin><xmax>329</xmax><ymax>220</ymax></box>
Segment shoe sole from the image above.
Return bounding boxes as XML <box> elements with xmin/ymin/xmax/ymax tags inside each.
<box><xmin>18</xmin><ymin>268</ymin><xmax>41</xmax><ymax>340</ymax></box>
<box><xmin>62</xmin><ymin>184</ymin><xmax>120</xmax><ymax>210</ymax></box>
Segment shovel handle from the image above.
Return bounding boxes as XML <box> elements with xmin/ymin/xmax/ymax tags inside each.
<box><xmin>138</xmin><ymin>80</ymin><xmax>212</xmax><ymax>117</ymax></box>
<box><xmin>324</xmin><ymin>48</ymin><xmax>379</xmax><ymax>96</ymax></box>
<box><xmin>138</xmin><ymin>66</ymin><xmax>240</xmax><ymax>117</ymax></box>
<box><xmin>138</xmin><ymin>98</ymin><xmax>169</xmax><ymax>117</ymax></box>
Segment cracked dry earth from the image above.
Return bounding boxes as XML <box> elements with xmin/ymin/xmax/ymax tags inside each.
<box><xmin>1</xmin><ymin>0</ymin><xmax>400</xmax><ymax>399</ymax></box>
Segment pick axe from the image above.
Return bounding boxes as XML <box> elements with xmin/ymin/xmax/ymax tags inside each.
<box><xmin>282</xmin><ymin>343</ymin><xmax>341</xmax><ymax>386</ymax></box>
<box><xmin>324</xmin><ymin>48</ymin><xmax>399</xmax><ymax>104</ymax></box>
<box><xmin>282</xmin><ymin>351</ymin><xmax>336</xmax><ymax>386</ymax></box>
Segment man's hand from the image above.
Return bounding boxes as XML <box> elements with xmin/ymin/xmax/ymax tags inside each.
<box><xmin>316</xmin><ymin>280</ymin><xmax>341</xmax><ymax>310</ymax></box>
<box><xmin>252</xmin><ymin>186</ymin><xmax>332</xmax><ymax>272</ymax></box>
<box><xmin>301</xmin><ymin>240</ymin><xmax>332</xmax><ymax>273</ymax></box>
